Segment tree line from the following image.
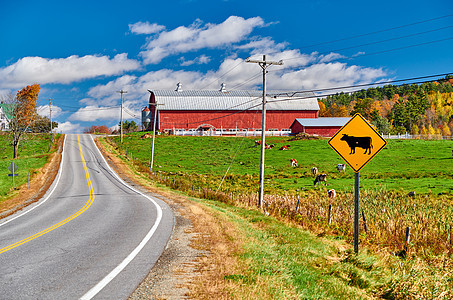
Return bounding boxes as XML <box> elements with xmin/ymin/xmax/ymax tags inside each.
<box><xmin>318</xmin><ymin>75</ymin><xmax>453</xmax><ymax>135</ymax></box>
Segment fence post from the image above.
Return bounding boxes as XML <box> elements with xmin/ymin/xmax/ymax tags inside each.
<box><xmin>328</xmin><ymin>204</ymin><xmax>332</xmax><ymax>225</ymax></box>
<box><xmin>405</xmin><ymin>227</ymin><xmax>411</xmax><ymax>246</ymax></box>
<box><xmin>362</xmin><ymin>210</ymin><xmax>368</xmax><ymax>233</ymax></box>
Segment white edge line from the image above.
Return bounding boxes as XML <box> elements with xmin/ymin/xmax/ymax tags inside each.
<box><xmin>79</xmin><ymin>135</ymin><xmax>163</xmax><ymax>300</ymax></box>
<box><xmin>0</xmin><ymin>135</ymin><xmax>67</xmax><ymax>227</ymax></box>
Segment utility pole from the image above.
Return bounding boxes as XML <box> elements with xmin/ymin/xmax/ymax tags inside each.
<box><xmin>117</xmin><ymin>90</ymin><xmax>127</xmax><ymax>143</ymax></box>
<box><xmin>149</xmin><ymin>100</ymin><xmax>164</xmax><ymax>172</ymax></box>
<box><xmin>246</xmin><ymin>55</ymin><xmax>283</xmax><ymax>209</ymax></box>
<box><xmin>48</xmin><ymin>98</ymin><xmax>53</xmax><ymax>134</ymax></box>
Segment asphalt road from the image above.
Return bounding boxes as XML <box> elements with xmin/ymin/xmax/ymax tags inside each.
<box><xmin>0</xmin><ymin>134</ymin><xmax>174</xmax><ymax>299</ymax></box>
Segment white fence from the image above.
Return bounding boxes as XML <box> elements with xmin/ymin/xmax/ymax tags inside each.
<box><xmin>173</xmin><ymin>129</ymin><xmax>291</xmax><ymax>137</ymax></box>
<box><xmin>382</xmin><ymin>133</ymin><xmax>453</xmax><ymax>140</ymax></box>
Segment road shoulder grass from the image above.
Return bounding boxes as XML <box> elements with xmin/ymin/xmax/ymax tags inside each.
<box><xmin>0</xmin><ymin>134</ymin><xmax>64</xmax><ymax>219</ymax></box>
<box><xmin>97</xmin><ymin>136</ymin><xmax>396</xmax><ymax>299</ymax></box>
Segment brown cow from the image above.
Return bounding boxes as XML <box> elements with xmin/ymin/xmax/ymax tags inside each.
<box><xmin>290</xmin><ymin>158</ymin><xmax>298</xmax><ymax>167</ymax></box>
<box><xmin>328</xmin><ymin>189</ymin><xmax>336</xmax><ymax>199</ymax></box>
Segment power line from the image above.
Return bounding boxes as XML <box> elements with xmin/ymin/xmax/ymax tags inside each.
<box><xmin>193</xmin><ymin>14</ymin><xmax>453</xmax><ymax>92</ymax></box>
<box><xmin>280</xmin><ymin>34</ymin><xmax>453</xmax><ymax>65</ymax></box>
<box><xmin>199</xmin><ymin>60</ymin><xmax>246</xmax><ymax>90</ymax></box>
<box><xmin>117</xmin><ymin>89</ymin><xmax>127</xmax><ymax>143</ymax></box>
<box><xmin>348</xmin><ymin>36</ymin><xmax>453</xmax><ymax>59</ymax></box>
<box><xmin>272</xmin><ymin>72</ymin><xmax>453</xmax><ymax>97</ymax></box>
<box><xmin>309</xmin><ymin>26</ymin><xmax>452</xmax><ymax>59</ymax></box>
<box><xmin>297</xmin><ymin>14</ymin><xmax>453</xmax><ymax>50</ymax></box>
<box><xmin>229</xmin><ymin>71</ymin><xmax>263</xmax><ymax>90</ymax></box>
<box><xmin>267</xmin><ymin>75</ymin><xmax>453</xmax><ymax>104</ymax></box>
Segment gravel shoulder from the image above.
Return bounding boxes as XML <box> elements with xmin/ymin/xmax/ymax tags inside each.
<box><xmin>95</xmin><ymin>137</ymin><xmax>240</xmax><ymax>299</ymax></box>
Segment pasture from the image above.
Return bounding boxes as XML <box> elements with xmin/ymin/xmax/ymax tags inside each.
<box><xmin>111</xmin><ymin>133</ymin><xmax>453</xmax><ymax>196</ymax></box>
<box><xmin>102</xmin><ymin>133</ymin><xmax>453</xmax><ymax>297</ymax></box>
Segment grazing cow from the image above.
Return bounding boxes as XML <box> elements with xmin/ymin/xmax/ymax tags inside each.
<box><xmin>336</xmin><ymin>164</ymin><xmax>346</xmax><ymax>173</ymax></box>
<box><xmin>407</xmin><ymin>191</ymin><xmax>415</xmax><ymax>197</ymax></box>
<box><xmin>290</xmin><ymin>158</ymin><xmax>298</xmax><ymax>167</ymax></box>
<box><xmin>254</xmin><ymin>140</ymin><xmax>262</xmax><ymax>147</ymax></box>
<box><xmin>314</xmin><ymin>174</ymin><xmax>327</xmax><ymax>186</ymax></box>
<box><xmin>265</xmin><ymin>144</ymin><xmax>275</xmax><ymax>149</ymax></box>
<box><xmin>328</xmin><ymin>189</ymin><xmax>336</xmax><ymax>199</ymax></box>
<box><xmin>340</xmin><ymin>134</ymin><xmax>373</xmax><ymax>155</ymax></box>
<box><xmin>311</xmin><ymin>167</ymin><xmax>318</xmax><ymax>176</ymax></box>
<box><xmin>279</xmin><ymin>145</ymin><xmax>290</xmax><ymax>150</ymax></box>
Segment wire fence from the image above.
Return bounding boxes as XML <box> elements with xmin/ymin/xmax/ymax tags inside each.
<box><xmin>382</xmin><ymin>133</ymin><xmax>453</xmax><ymax>140</ymax></box>
<box><xmin>172</xmin><ymin>128</ymin><xmax>292</xmax><ymax>137</ymax></box>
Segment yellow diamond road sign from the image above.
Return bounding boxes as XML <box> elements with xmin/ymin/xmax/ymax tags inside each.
<box><xmin>328</xmin><ymin>113</ymin><xmax>387</xmax><ymax>173</ymax></box>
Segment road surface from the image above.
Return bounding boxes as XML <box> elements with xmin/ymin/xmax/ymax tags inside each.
<box><xmin>0</xmin><ymin>134</ymin><xmax>174</xmax><ymax>299</ymax></box>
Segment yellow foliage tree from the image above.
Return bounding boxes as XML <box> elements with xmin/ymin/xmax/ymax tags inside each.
<box><xmin>427</xmin><ymin>124</ymin><xmax>436</xmax><ymax>136</ymax></box>
<box><xmin>442</xmin><ymin>125</ymin><xmax>451</xmax><ymax>136</ymax></box>
<box><xmin>420</xmin><ymin>125</ymin><xmax>428</xmax><ymax>135</ymax></box>
<box><xmin>318</xmin><ymin>101</ymin><xmax>327</xmax><ymax>117</ymax></box>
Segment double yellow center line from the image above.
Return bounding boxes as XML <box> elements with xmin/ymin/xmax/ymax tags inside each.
<box><xmin>0</xmin><ymin>134</ymin><xmax>95</xmax><ymax>254</ymax></box>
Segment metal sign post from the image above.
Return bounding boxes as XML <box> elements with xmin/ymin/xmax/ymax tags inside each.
<box><xmin>328</xmin><ymin>113</ymin><xmax>387</xmax><ymax>254</ymax></box>
<box><xmin>8</xmin><ymin>162</ymin><xmax>19</xmax><ymax>190</ymax></box>
<box><xmin>354</xmin><ymin>172</ymin><xmax>359</xmax><ymax>253</ymax></box>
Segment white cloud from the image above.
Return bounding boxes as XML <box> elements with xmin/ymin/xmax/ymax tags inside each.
<box><xmin>318</xmin><ymin>52</ymin><xmax>346</xmax><ymax>63</ymax></box>
<box><xmin>85</xmin><ymin>53</ymin><xmax>386</xmax><ymax>105</ymax></box>
<box><xmin>352</xmin><ymin>51</ymin><xmax>366</xmax><ymax>57</ymax></box>
<box><xmin>87</xmin><ymin>75</ymin><xmax>138</xmax><ymax>105</ymax></box>
<box><xmin>274</xmin><ymin>62</ymin><xmax>386</xmax><ymax>91</ymax></box>
<box><xmin>68</xmin><ymin>102</ymin><xmax>140</xmax><ymax>123</ymax></box>
<box><xmin>129</xmin><ymin>21</ymin><xmax>165</xmax><ymax>34</ymax></box>
<box><xmin>0</xmin><ymin>54</ymin><xmax>141</xmax><ymax>89</ymax></box>
<box><xmin>69</xmin><ymin>106</ymin><xmax>121</xmax><ymax>122</ymax></box>
<box><xmin>238</xmin><ymin>37</ymin><xmax>287</xmax><ymax>54</ymax></box>
<box><xmin>56</xmin><ymin>121</ymin><xmax>83</xmax><ymax>134</ymax></box>
<box><xmin>179</xmin><ymin>55</ymin><xmax>211</xmax><ymax>66</ymax></box>
<box><xmin>37</xmin><ymin>104</ymin><xmax>63</xmax><ymax>118</ymax></box>
<box><xmin>140</xmin><ymin>16</ymin><xmax>265</xmax><ymax>64</ymax></box>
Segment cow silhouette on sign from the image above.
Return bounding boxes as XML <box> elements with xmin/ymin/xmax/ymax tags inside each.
<box><xmin>340</xmin><ymin>134</ymin><xmax>373</xmax><ymax>155</ymax></box>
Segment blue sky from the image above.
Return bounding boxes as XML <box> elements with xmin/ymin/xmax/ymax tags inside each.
<box><xmin>0</xmin><ymin>0</ymin><xmax>452</xmax><ymax>133</ymax></box>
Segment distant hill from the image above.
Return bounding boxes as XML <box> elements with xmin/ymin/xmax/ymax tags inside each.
<box><xmin>318</xmin><ymin>75</ymin><xmax>453</xmax><ymax>135</ymax></box>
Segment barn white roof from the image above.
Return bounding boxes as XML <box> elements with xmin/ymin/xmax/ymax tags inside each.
<box><xmin>150</xmin><ymin>90</ymin><xmax>319</xmax><ymax>111</ymax></box>
<box><xmin>292</xmin><ymin>117</ymin><xmax>351</xmax><ymax>127</ymax></box>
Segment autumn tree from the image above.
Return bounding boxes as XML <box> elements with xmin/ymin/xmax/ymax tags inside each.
<box><xmin>351</xmin><ymin>98</ymin><xmax>380</xmax><ymax>120</ymax></box>
<box><xmin>5</xmin><ymin>84</ymin><xmax>41</xmax><ymax>158</ymax></box>
<box><xmin>84</xmin><ymin>125</ymin><xmax>111</xmax><ymax>134</ymax></box>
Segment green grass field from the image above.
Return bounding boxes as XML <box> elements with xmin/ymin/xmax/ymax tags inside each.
<box><xmin>101</xmin><ymin>135</ymin><xmax>453</xmax><ymax>299</ymax></box>
<box><xmin>111</xmin><ymin>133</ymin><xmax>453</xmax><ymax>196</ymax></box>
<box><xmin>0</xmin><ymin>133</ymin><xmax>56</xmax><ymax>200</ymax></box>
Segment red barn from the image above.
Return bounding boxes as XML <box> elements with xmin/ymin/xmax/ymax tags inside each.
<box><xmin>144</xmin><ymin>83</ymin><xmax>319</xmax><ymax>134</ymax></box>
<box><xmin>290</xmin><ymin>117</ymin><xmax>350</xmax><ymax>137</ymax></box>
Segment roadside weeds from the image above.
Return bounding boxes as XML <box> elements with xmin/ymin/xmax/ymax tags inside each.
<box><xmin>96</xmin><ymin>137</ymin><xmax>244</xmax><ymax>299</ymax></box>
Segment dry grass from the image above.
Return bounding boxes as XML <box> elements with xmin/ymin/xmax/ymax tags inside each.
<box><xmin>96</xmin><ymin>137</ymin><xmax>247</xmax><ymax>299</ymax></box>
